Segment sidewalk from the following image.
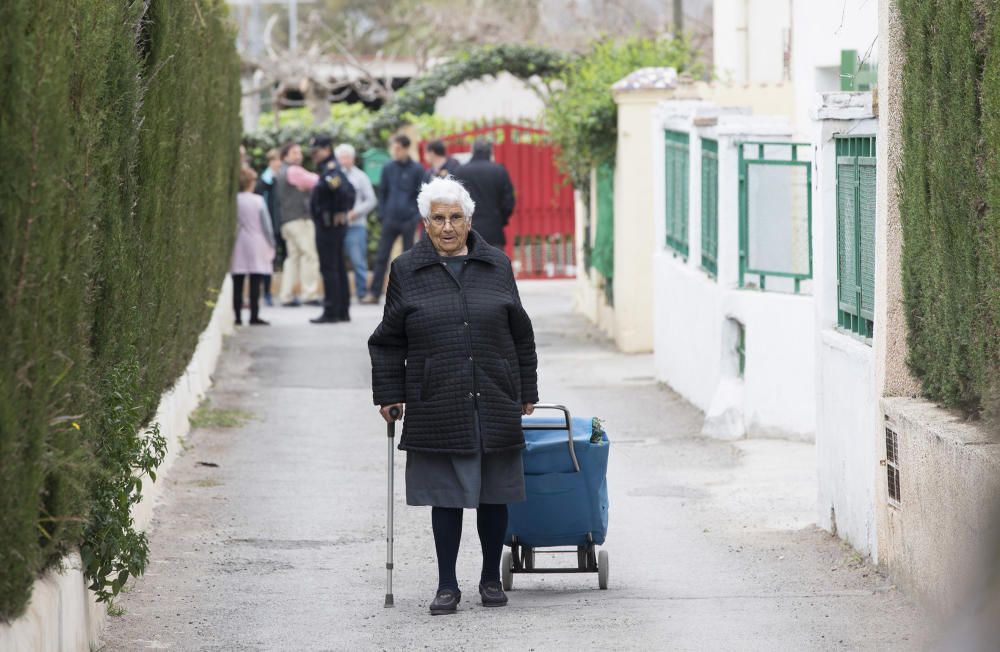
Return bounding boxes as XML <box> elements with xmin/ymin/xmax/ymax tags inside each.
<box><xmin>99</xmin><ymin>280</ymin><xmax>927</xmax><ymax>651</ymax></box>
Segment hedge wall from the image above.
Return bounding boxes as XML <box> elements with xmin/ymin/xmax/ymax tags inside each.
<box><xmin>898</xmin><ymin>0</ymin><xmax>1000</xmax><ymax>414</ymax></box>
<box><xmin>0</xmin><ymin>0</ymin><xmax>239</xmax><ymax>620</ymax></box>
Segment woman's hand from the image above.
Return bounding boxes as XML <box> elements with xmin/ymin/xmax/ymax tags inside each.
<box><xmin>380</xmin><ymin>403</ymin><xmax>405</xmax><ymax>423</ymax></box>
<box><xmin>521</xmin><ymin>403</ymin><xmax>535</xmax><ymax>416</ymax></box>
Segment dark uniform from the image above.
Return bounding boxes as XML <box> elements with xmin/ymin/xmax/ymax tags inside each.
<box><xmin>310</xmin><ymin>147</ymin><xmax>356</xmax><ymax>322</ymax></box>
<box><xmin>423</xmin><ymin>156</ymin><xmax>461</xmax><ymax>183</ymax></box>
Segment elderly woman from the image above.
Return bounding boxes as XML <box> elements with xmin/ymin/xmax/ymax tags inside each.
<box><xmin>368</xmin><ymin>176</ymin><xmax>538</xmax><ymax>616</ymax></box>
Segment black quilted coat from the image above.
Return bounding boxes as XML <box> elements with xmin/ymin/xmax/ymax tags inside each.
<box><xmin>368</xmin><ymin>230</ymin><xmax>538</xmax><ymax>454</ymax></box>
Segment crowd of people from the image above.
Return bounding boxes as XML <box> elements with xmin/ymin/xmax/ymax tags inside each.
<box><xmin>232</xmin><ymin>134</ymin><xmax>516</xmax><ymax>326</ymax></box>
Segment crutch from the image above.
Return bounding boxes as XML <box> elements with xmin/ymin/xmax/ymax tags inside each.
<box><xmin>384</xmin><ymin>405</ymin><xmax>402</xmax><ymax>608</ymax></box>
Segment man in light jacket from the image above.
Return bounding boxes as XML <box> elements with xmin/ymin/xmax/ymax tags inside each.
<box><xmin>335</xmin><ymin>143</ymin><xmax>377</xmax><ymax>303</ymax></box>
<box><xmin>275</xmin><ymin>142</ymin><xmax>321</xmax><ymax>307</ymax></box>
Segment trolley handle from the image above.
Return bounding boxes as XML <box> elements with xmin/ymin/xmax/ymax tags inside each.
<box><xmin>523</xmin><ymin>403</ymin><xmax>580</xmax><ymax>473</ymax></box>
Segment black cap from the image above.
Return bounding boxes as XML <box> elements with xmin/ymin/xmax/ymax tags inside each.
<box><xmin>309</xmin><ymin>135</ymin><xmax>333</xmax><ymax>150</ymax></box>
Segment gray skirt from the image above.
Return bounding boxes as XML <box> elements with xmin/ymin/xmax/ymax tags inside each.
<box><xmin>405</xmin><ymin>411</ymin><xmax>526</xmax><ymax>508</ymax></box>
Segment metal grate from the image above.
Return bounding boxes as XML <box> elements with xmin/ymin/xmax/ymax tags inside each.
<box><xmin>835</xmin><ymin>136</ymin><xmax>876</xmax><ymax>339</ymax></box>
<box><xmin>885</xmin><ymin>427</ymin><xmax>901</xmax><ymax>505</ymax></box>
<box><xmin>664</xmin><ymin>130</ymin><xmax>690</xmax><ymax>258</ymax></box>
<box><xmin>701</xmin><ymin>139</ymin><xmax>719</xmax><ymax>277</ymax></box>
<box><xmin>736</xmin><ymin>321</ymin><xmax>746</xmax><ymax>378</ymax></box>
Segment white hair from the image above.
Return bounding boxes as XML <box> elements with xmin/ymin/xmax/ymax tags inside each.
<box><xmin>417</xmin><ymin>176</ymin><xmax>475</xmax><ymax>220</ymax></box>
<box><xmin>334</xmin><ymin>143</ymin><xmax>355</xmax><ymax>159</ymax></box>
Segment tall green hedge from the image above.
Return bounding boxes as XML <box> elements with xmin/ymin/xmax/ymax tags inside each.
<box><xmin>0</xmin><ymin>0</ymin><xmax>239</xmax><ymax>620</ymax></box>
<box><xmin>898</xmin><ymin>0</ymin><xmax>1000</xmax><ymax>414</ymax></box>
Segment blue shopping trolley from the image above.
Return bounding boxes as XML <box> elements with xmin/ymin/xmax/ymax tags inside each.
<box><xmin>503</xmin><ymin>404</ymin><xmax>611</xmax><ymax>590</ymax></box>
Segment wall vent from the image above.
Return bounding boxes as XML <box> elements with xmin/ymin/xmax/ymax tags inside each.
<box><xmin>885</xmin><ymin>427</ymin><xmax>901</xmax><ymax>506</ymax></box>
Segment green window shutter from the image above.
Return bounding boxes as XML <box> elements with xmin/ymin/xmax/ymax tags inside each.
<box><xmin>665</xmin><ymin>131</ymin><xmax>690</xmax><ymax>257</ymax></box>
<box><xmin>837</xmin><ymin>157</ymin><xmax>859</xmax><ymax>316</ymax></box>
<box><xmin>592</xmin><ymin>161</ymin><xmax>615</xmax><ymax>280</ymax></box>
<box><xmin>858</xmin><ymin>157</ymin><xmax>877</xmax><ymax>321</ymax></box>
<box><xmin>701</xmin><ymin>139</ymin><xmax>719</xmax><ymax>276</ymax></box>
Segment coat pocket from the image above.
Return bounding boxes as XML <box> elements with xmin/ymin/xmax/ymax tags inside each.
<box><xmin>420</xmin><ymin>357</ymin><xmax>434</xmax><ymax>401</ymax></box>
<box><xmin>502</xmin><ymin>359</ymin><xmax>519</xmax><ymax>402</ymax></box>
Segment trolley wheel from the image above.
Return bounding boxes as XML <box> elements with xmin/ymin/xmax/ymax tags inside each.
<box><xmin>524</xmin><ymin>547</ymin><xmax>535</xmax><ymax>570</ymax></box>
<box><xmin>501</xmin><ymin>551</ymin><xmax>513</xmax><ymax>591</ymax></box>
<box><xmin>598</xmin><ymin>550</ymin><xmax>609</xmax><ymax>590</ymax></box>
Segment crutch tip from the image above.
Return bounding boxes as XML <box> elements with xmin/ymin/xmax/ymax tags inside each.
<box><xmin>384</xmin><ymin>594</ymin><xmax>394</xmax><ymax>608</ymax></box>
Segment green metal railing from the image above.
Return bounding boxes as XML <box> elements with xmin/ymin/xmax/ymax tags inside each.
<box><xmin>700</xmin><ymin>139</ymin><xmax>719</xmax><ymax>277</ymax></box>
<box><xmin>738</xmin><ymin>141</ymin><xmax>813</xmax><ymax>293</ymax></box>
<box><xmin>835</xmin><ymin>136</ymin><xmax>876</xmax><ymax>339</ymax></box>
<box><xmin>664</xmin><ymin>130</ymin><xmax>690</xmax><ymax>257</ymax></box>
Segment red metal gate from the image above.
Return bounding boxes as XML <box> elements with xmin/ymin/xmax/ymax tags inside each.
<box><xmin>419</xmin><ymin>123</ymin><xmax>575</xmax><ymax>279</ymax></box>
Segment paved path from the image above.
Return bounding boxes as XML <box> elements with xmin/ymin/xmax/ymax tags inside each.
<box><xmin>99</xmin><ymin>280</ymin><xmax>927</xmax><ymax>651</ymax></box>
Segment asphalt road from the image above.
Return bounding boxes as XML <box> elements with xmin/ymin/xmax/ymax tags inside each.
<box><xmin>99</xmin><ymin>280</ymin><xmax>928</xmax><ymax>651</ymax></box>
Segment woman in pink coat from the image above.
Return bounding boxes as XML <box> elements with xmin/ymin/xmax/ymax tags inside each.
<box><xmin>232</xmin><ymin>167</ymin><xmax>276</xmax><ymax>325</ymax></box>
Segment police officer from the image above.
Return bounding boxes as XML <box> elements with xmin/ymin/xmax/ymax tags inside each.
<box><xmin>308</xmin><ymin>135</ymin><xmax>356</xmax><ymax>324</ymax></box>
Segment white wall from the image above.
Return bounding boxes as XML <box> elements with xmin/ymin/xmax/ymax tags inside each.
<box><xmin>434</xmin><ymin>72</ymin><xmax>546</xmax><ymax>122</ymax></box>
<box><xmin>791</xmin><ymin>0</ymin><xmax>879</xmax><ymax>133</ymax></box>
<box><xmin>714</xmin><ymin>0</ymin><xmax>879</xmax><ymax>135</ymax></box>
<box><xmin>651</xmin><ymin>106</ymin><xmax>816</xmax><ymax>441</ymax></box>
<box><xmin>713</xmin><ymin>0</ymin><xmax>791</xmax><ymax>85</ymax></box>
<box><xmin>810</xmin><ymin>95</ymin><xmax>879</xmax><ymax>558</ymax></box>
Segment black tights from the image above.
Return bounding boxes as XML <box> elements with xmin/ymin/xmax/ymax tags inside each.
<box><xmin>232</xmin><ymin>273</ymin><xmax>265</xmax><ymax>323</ymax></box>
<box><xmin>431</xmin><ymin>504</ymin><xmax>508</xmax><ymax>593</ymax></box>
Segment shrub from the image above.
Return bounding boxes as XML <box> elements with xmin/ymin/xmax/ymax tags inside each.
<box><xmin>544</xmin><ymin>36</ymin><xmax>701</xmax><ymax>189</ymax></box>
<box><xmin>898</xmin><ymin>0</ymin><xmax>1000</xmax><ymax>413</ymax></box>
<box><xmin>0</xmin><ymin>0</ymin><xmax>239</xmax><ymax>620</ymax></box>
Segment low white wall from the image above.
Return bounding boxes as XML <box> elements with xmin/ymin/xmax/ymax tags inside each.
<box><xmin>0</xmin><ymin>277</ymin><xmax>235</xmax><ymax>652</ymax></box>
<box><xmin>880</xmin><ymin>398</ymin><xmax>1000</xmax><ymax>613</ymax></box>
<box><xmin>815</xmin><ymin>330</ymin><xmax>877</xmax><ymax>557</ymax></box>
<box><xmin>653</xmin><ymin>252</ymin><xmax>816</xmax><ymax>440</ymax></box>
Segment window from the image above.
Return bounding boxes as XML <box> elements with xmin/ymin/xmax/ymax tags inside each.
<box><xmin>885</xmin><ymin>427</ymin><xmax>900</xmax><ymax>506</ymax></box>
<box><xmin>664</xmin><ymin>130</ymin><xmax>690</xmax><ymax>257</ymax></box>
<box><xmin>841</xmin><ymin>49</ymin><xmax>877</xmax><ymax>92</ymax></box>
<box><xmin>836</xmin><ymin>136</ymin><xmax>876</xmax><ymax>339</ymax></box>
<box><xmin>701</xmin><ymin>139</ymin><xmax>719</xmax><ymax>277</ymax></box>
<box><xmin>738</xmin><ymin>142</ymin><xmax>813</xmax><ymax>293</ymax></box>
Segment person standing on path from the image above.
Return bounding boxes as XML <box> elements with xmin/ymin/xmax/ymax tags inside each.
<box><xmin>452</xmin><ymin>139</ymin><xmax>516</xmax><ymax>250</ymax></box>
<box><xmin>275</xmin><ymin>142</ymin><xmax>322</xmax><ymax>307</ymax></box>
<box><xmin>363</xmin><ymin>134</ymin><xmax>423</xmax><ymax>304</ymax></box>
<box><xmin>368</xmin><ymin>177</ymin><xmax>538</xmax><ymax>616</ymax></box>
<box><xmin>232</xmin><ymin>166</ymin><xmax>276</xmax><ymax>326</ymax></box>
<box><xmin>423</xmin><ymin>139</ymin><xmax>461</xmax><ymax>183</ymax></box>
<box><xmin>335</xmin><ymin>143</ymin><xmax>377</xmax><ymax>303</ymax></box>
<box><xmin>255</xmin><ymin>148</ymin><xmax>283</xmax><ymax>306</ymax></box>
<box><xmin>308</xmin><ymin>136</ymin><xmax>356</xmax><ymax>324</ymax></box>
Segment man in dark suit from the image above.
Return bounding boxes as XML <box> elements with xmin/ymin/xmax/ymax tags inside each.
<box><xmin>423</xmin><ymin>139</ymin><xmax>461</xmax><ymax>182</ymax></box>
<box><xmin>363</xmin><ymin>134</ymin><xmax>424</xmax><ymax>304</ymax></box>
<box><xmin>453</xmin><ymin>139</ymin><xmax>515</xmax><ymax>249</ymax></box>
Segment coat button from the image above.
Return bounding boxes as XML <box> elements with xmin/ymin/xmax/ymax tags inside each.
<box><xmin>467</xmin><ymin>392</ymin><xmax>474</xmax><ymax>399</ymax></box>
<box><xmin>468</xmin><ymin>356</ymin><xmax>473</xmax><ymax>361</ymax></box>
<box><xmin>476</xmin><ymin>392</ymin><xmax>481</xmax><ymax>397</ymax></box>
<box><xmin>463</xmin><ymin>321</ymin><xmax>469</xmax><ymax>327</ymax></box>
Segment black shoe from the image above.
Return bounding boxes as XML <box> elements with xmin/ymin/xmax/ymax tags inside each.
<box><xmin>309</xmin><ymin>314</ymin><xmax>340</xmax><ymax>324</ymax></box>
<box><xmin>304</xmin><ymin>299</ymin><xmax>322</xmax><ymax>307</ymax></box>
<box><xmin>249</xmin><ymin>318</ymin><xmax>270</xmax><ymax>326</ymax></box>
<box><xmin>478</xmin><ymin>581</ymin><xmax>508</xmax><ymax>607</ymax></box>
<box><xmin>338</xmin><ymin>314</ymin><xmax>351</xmax><ymax>322</ymax></box>
<box><xmin>281</xmin><ymin>299</ymin><xmax>301</xmax><ymax>307</ymax></box>
<box><xmin>429</xmin><ymin>589</ymin><xmax>461</xmax><ymax>616</ymax></box>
